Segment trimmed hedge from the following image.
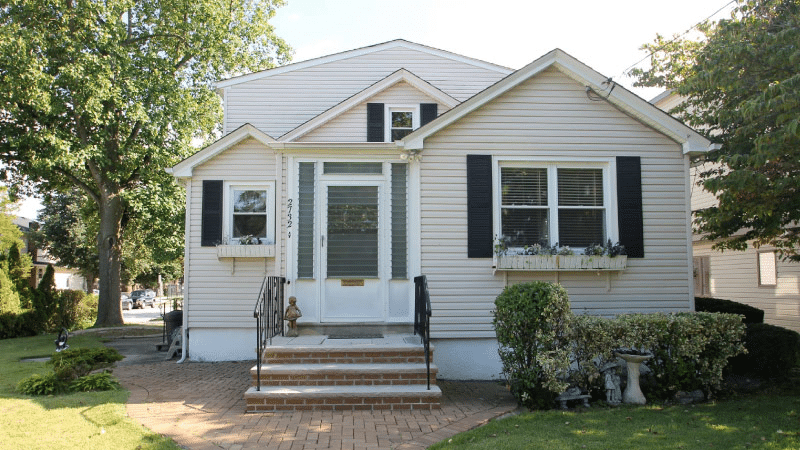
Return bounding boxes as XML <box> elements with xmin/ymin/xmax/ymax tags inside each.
<box><xmin>729</xmin><ymin>323</ymin><xmax>800</xmax><ymax>378</ymax></box>
<box><xmin>695</xmin><ymin>297</ymin><xmax>764</xmax><ymax>324</ymax></box>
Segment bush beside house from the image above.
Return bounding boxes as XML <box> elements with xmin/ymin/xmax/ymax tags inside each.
<box><xmin>495</xmin><ymin>282</ymin><xmax>747</xmax><ymax>409</ymax></box>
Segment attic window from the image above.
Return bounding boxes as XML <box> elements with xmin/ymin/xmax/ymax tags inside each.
<box><xmin>385</xmin><ymin>106</ymin><xmax>420</xmax><ymax>142</ymax></box>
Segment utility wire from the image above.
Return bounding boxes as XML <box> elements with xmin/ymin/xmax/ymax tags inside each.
<box><xmin>618</xmin><ymin>0</ymin><xmax>737</xmax><ymax>78</ymax></box>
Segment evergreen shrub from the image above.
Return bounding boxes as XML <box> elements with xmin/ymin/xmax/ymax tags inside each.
<box><xmin>493</xmin><ymin>281</ymin><xmax>573</xmax><ymax>409</ymax></box>
<box><xmin>695</xmin><ymin>297</ymin><xmax>764</xmax><ymax>324</ymax></box>
<box><xmin>729</xmin><ymin>323</ymin><xmax>800</xmax><ymax>378</ymax></box>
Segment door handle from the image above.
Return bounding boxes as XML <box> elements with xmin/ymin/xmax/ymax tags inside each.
<box><xmin>321</xmin><ymin>235</ymin><xmax>325</xmax><ymax>247</ymax></box>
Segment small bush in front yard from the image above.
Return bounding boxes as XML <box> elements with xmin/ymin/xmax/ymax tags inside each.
<box><xmin>493</xmin><ymin>281</ymin><xmax>573</xmax><ymax>409</ymax></box>
<box><xmin>729</xmin><ymin>322</ymin><xmax>800</xmax><ymax>378</ymax></box>
<box><xmin>570</xmin><ymin>312</ymin><xmax>746</xmax><ymax>400</ymax></box>
<box><xmin>17</xmin><ymin>347</ymin><xmax>124</xmax><ymax>396</ymax></box>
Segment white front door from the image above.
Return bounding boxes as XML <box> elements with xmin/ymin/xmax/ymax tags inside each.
<box><xmin>321</xmin><ymin>182</ymin><xmax>386</xmax><ymax>321</ymax></box>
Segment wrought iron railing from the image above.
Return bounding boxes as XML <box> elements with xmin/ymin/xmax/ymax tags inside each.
<box><xmin>414</xmin><ymin>275</ymin><xmax>432</xmax><ymax>390</ymax></box>
<box><xmin>253</xmin><ymin>276</ymin><xmax>286</xmax><ymax>391</ymax></box>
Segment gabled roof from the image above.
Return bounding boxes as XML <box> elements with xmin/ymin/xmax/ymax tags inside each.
<box><xmin>169</xmin><ymin>124</ymin><xmax>275</xmax><ymax>178</ymax></box>
<box><xmin>280</xmin><ymin>69</ymin><xmax>459</xmax><ymax>142</ymax></box>
<box><xmin>214</xmin><ymin>39</ymin><xmax>513</xmax><ymax>93</ymax></box>
<box><xmin>403</xmin><ymin>49</ymin><xmax>714</xmax><ymax>155</ymax></box>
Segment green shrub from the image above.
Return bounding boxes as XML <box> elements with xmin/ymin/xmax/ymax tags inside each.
<box><xmin>493</xmin><ymin>281</ymin><xmax>573</xmax><ymax>409</ymax></box>
<box><xmin>70</xmin><ymin>372</ymin><xmax>120</xmax><ymax>392</ymax></box>
<box><xmin>50</xmin><ymin>347</ymin><xmax>124</xmax><ymax>381</ymax></box>
<box><xmin>17</xmin><ymin>372</ymin><xmax>65</xmax><ymax>395</ymax></box>
<box><xmin>57</xmin><ymin>290</ymin><xmax>97</xmax><ymax>330</ymax></box>
<box><xmin>729</xmin><ymin>323</ymin><xmax>800</xmax><ymax>378</ymax></box>
<box><xmin>569</xmin><ymin>312</ymin><xmax>746</xmax><ymax>400</ymax></box>
<box><xmin>695</xmin><ymin>297</ymin><xmax>764</xmax><ymax>324</ymax></box>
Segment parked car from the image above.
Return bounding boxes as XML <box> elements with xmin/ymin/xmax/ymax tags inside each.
<box><xmin>121</xmin><ymin>292</ymin><xmax>132</xmax><ymax>310</ymax></box>
<box><xmin>130</xmin><ymin>289</ymin><xmax>156</xmax><ymax>309</ymax></box>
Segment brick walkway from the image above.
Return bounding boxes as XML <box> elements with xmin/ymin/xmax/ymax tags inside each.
<box><xmin>115</xmin><ymin>360</ymin><xmax>518</xmax><ymax>449</ymax></box>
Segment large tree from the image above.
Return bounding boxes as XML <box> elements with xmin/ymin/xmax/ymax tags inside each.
<box><xmin>0</xmin><ymin>0</ymin><xmax>291</xmax><ymax>325</ymax></box>
<box><xmin>632</xmin><ymin>0</ymin><xmax>800</xmax><ymax>260</ymax></box>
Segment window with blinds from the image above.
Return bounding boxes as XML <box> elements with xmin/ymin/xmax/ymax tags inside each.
<box><xmin>501</xmin><ymin>167</ymin><xmax>549</xmax><ymax>247</ymax></box>
<box><xmin>500</xmin><ymin>165</ymin><xmax>606</xmax><ymax>249</ymax></box>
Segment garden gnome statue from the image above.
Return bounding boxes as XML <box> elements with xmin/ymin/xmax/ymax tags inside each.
<box><xmin>284</xmin><ymin>296</ymin><xmax>302</xmax><ymax>337</ymax></box>
<box><xmin>603</xmin><ymin>366</ymin><xmax>622</xmax><ymax>406</ymax></box>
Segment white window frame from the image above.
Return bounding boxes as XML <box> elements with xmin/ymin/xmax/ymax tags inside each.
<box><xmin>494</xmin><ymin>158</ymin><xmax>618</xmax><ymax>252</ymax></box>
<box><xmin>384</xmin><ymin>105</ymin><xmax>420</xmax><ymax>142</ymax></box>
<box><xmin>224</xmin><ymin>181</ymin><xmax>276</xmax><ymax>245</ymax></box>
<box><xmin>757</xmin><ymin>250</ymin><xmax>777</xmax><ymax>286</ymax></box>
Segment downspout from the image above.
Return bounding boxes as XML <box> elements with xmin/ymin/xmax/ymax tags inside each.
<box><xmin>177</xmin><ymin>178</ymin><xmax>191</xmax><ymax>363</ymax></box>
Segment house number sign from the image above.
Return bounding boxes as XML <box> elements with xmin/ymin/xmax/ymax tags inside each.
<box><xmin>341</xmin><ymin>279</ymin><xmax>365</xmax><ymax>287</ymax></box>
<box><xmin>286</xmin><ymin>198</ymin><xmax>293</xmax><ymax>238</ymax></box>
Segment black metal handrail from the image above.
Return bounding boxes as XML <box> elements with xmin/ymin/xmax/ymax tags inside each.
<box><xmin>414</xmin><ymin>275</ymin><xmax>432</xmax><ymax>390</ymax></box>
<box><xmin>253</xmin><ymin>276</ymin><xmax>286</xmax><ymax>391</ymax></box>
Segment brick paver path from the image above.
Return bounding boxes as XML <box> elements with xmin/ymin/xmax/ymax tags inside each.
<box><xmin>115</xmin><ymin>360</ymin><xmax>518</xmax><ymax>449</ymax></box>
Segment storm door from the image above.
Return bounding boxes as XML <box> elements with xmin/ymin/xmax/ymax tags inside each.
<box><xmin>321</xmin><ymin>182</ymin><xmax>385</xmax><ymax>321</ymax></box>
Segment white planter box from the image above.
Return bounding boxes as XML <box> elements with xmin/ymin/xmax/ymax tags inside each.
<box><xmin>496</xmin><ymin>255</ymin><xmax>627</xmax><ymax>271</ymax></box>
<box><xmin>216</xmin><ymin>245</ymin><xmax>275</xmax><ymax>259</ymax></box>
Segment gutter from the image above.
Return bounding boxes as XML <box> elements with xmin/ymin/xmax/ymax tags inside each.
<box><xmin>177</xmin><ymin>178</ymin><xmax>191</xmax><ymax>364</ymax></box>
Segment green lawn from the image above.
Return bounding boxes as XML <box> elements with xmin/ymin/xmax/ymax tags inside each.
<box><xmin>0</xmin><ymin>330</ymin><xmax>180</xmax><ymax>450</ymax></box>
<box><xmin>431</xmin><ymin>391</ymin><xmax>800</xmax><ymax>450</ymax></box>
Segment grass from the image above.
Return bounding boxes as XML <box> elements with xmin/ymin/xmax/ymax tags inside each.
<box><xmin>431</xmin><ymin>387</ymin><xmax>800</xmax><ymax>450</ymax></box>
<box><xmin>0</xmin><ymin>330</ymin><xmax>180</xmax><ymax>450</ymax></box>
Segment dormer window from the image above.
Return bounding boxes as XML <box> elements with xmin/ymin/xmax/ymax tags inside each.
<box><xmin>367</xmin><ymin>103</ymin><xmax>439</xmax><ymax>143</ymax></box>
<box><xmin>386</xmin><ymin>106</ymin><xmax>419</xmax><ymax>142</ymax></box>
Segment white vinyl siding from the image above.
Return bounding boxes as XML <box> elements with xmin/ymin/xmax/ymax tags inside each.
<box><xmin>187</xmin><ymin>137</ymin><xmax>280</xmax><ymax>328</ymax></box>
<box><xmin>299</xmin><ymin>81</ymin><xmax>451</xmax><ymax>143</ymax></box>
<box><xmin>225</xmin><ymin>47</ymin><xmax>505</xmax><ymax>139</ymax></box>
<box><xmin>694</xmin><ymin>241</ymin><xmax>800</xmax><ymax>333</ymax></box>
<box><xmin>418</xmin><ymin>67</ymin><xmax>694</xmax><ymax>338</ymax></box>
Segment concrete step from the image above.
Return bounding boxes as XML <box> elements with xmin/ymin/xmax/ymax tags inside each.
<box><xmin>244</xmin><ymin>384</ymin><xmax>442</xmax><ymax>412</ymax></box>
<box><xmin>261</xmin><ymin>337</ymin><xmax>434</xmax><ymax>364</ymax></box>
<box><xmin>250</xmin><ymin>362</ymin><xmax>438</xmax><ymax>386</ymax></box>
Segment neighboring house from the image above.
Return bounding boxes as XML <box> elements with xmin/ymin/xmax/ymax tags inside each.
<box><xmin>13</xmin><ymin>217</ymin><xmax>87</xmax><ymax>291</ymax></box>
<box><xmin>653</xmin><ymin>91</ymin><xmax>800</xmax><ymax>333</ymax></box>
<box><xmin>170</xmin><ymin>40</ymin><xmax>713</xmax><ymax>379</ymax></box>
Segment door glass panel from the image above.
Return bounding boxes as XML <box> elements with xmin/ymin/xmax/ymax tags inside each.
<box><xmin>327</xmin><ymin>186</ymin><xmax>378</xmax><ymax>277</ymax></box>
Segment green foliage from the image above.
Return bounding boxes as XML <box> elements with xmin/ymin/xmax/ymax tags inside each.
<box><xmin>695</xmin><ymin>296</ymin><xmax>765</xmax><ymax>324</ymax></box>
<box><xmin>70</xmin><ymin>371</ymin><xmax>120</xmax><ymax>392</ymax></box>
<box><xmin>0</xmin><ymin>0</ymin><xmax>291</xmax><ymax>326</ymax></box>
<box><xmin>57</xmin><ymin>290</ymin><xmax>97</xmax><ymax>330</ymax></box>
<box><xmin>28</xmin><ymin>265</ymin><xmax>59</xmax><ymax>333</ymax></box>
<box><xmin>493</xmin><ymin>282</ymin><xmax>573</xmax><ymax>408</ymax></box>
<box><xmin>633</xmin><ymin>0</ymin><xmax>800</xmax><ymax>260</ymax></box>
<box><xmin>50</xmin><ymin>347</ymin><xmax>124</xmax><ymax>382</ymax></box>
<box><xmin>16</xmin><ymin>372</ymin><xmax>64</xmax><ymax>396</ymax></box>
<box><xmin>569</xmin><ymin>312</ymin><xmax>746</xmax><ymax>400</ymax></box>
<box><xmin>729</xmin><ymin>322</ymin><xmax>800</xmax><ymax>378</ymax></box>
<box><xmin>0</xmin><ymin>261</ymin><xmax>21</xmax><ymax>316</ymax></box>
<box><xmin>0</xmin><ymin>187</ymin><xmax>25</xmax><ymax>254</ymax></box>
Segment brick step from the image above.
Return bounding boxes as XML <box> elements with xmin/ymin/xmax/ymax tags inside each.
<box><xmin>244</xmin><ymin>384</ymin><xmax>442</xmax><ymax>412</ymax></box>
<box><xmin>250</xmin><ymin>363</ymin><xmax>438</xmax><ymax>386</ymax></box>
<box><xmin>261</xmin><ymin>346</ymin><xmax>433</xmax><ymax>365</ymax></box>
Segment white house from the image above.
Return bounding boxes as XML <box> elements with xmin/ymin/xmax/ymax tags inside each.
<box><xmin>170</xmin><ymin>40</ymin><xmax>714</xmax><ymax>380</ymax></box>
<box><xmin>653</xmin><ymin>91</ymin><xmax>800</xmax><ymax>333</ymax></box>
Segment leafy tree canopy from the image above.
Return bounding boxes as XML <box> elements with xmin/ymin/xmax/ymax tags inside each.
<box><xmin>0</xmin><ymin>0</ymin><xmax>291</xmax><ymax>325</ymax></box>
<box><xmin>632</xmin><ymin>0</ymin><xmax>800</xmax><ymax>261</ymax></box>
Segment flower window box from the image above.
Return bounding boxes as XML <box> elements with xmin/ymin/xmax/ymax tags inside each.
<box><xmin>216</xmin><ymin>244</ymin><xmax>275</xmax><ymax>259</ymax></box>
<box><xmin>495</xmin><ymin>254</ymin><xmax>627</xmax><ymax>271</ymax></box>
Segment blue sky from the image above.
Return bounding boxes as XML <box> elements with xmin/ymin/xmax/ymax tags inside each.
<box><xmin>15</xmin><ymin>0</ymin><xmax>735</xmax><ymax>218</ymax></box>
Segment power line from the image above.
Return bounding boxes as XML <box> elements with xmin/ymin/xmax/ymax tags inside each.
<box><xmin>618</xmin><ymin>0</ymin><xmax>737</xmax><ymax>78</ymax></box>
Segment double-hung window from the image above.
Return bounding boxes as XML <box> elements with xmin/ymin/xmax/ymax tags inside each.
<box><xmin>228</xmin><ymin>183</ymin><xmax>275</xmax><ymax>244</ymax></box>
<box><xmin>499</xmin><ymin>162</ymin><xmax>611</xmax><ymax>250</ymax></box>
<box><xmin>385</xmin><ymin>106</ymin><xmax>420</xmax><ymax>142</ymax></box>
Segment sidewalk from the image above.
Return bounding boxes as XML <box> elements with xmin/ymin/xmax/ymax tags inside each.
<box><xmin>113</xmin><ymin>347</ymin><xmax>518</xmax><ymax>449</ymax></box>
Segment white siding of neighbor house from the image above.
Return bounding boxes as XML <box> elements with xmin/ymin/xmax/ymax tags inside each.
<box><xmin>690</xmin><ymin>162</ymin><xmax>720</xmax><ymax>212</ymax></box>
<box><xmin>418</xmin><ymin>67</ymin><xmax>693</xmax><ymax>338</ymax></box>
<box><xmin>694</xmin><ymin>241</ymin><xmax>800</xmax><ymax>333</ymax></box>
<box><xmin>224</xmin><ymin>47</ymin><xmax>507</xmax><ymax>139</ymax></box>
<box><xmin>187</xmin><ymin>137</ymin><xmax>281</xmax><ymax>329</ymax></box>
<box><xmin>298</xmin><ymin>81</ymin><xmax>452</xmax><ymax>143</ymax></box>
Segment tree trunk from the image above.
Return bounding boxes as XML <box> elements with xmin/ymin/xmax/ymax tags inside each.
<box><xmin>94</xmin><ymin>193</ymin><xmax>124</xmax><ymax>327</ymax></box>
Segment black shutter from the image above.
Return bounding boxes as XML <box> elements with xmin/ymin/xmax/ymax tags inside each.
<box><xmin>201</xmin><ymin>180</ymin><xmax>223</xmax><ymax>247</ymax></box>
<box><xmin>616</xmin><ymin>156</ymin><xmax>644</xmax><ymax>258</ymax></box>
<box><xmin>367</xmin><ymin>103</ymin><xmax>384</xmax><ymax>142</ymax></box>
<box><xmin>420</xmin><ymin>103</ymin><xmax>438</xmax><ymax>126</ymax></box>
<box><xmin>467</xmin><ymin>155</ymin><xmax>493</xmax><ymax>258</ymax></box>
